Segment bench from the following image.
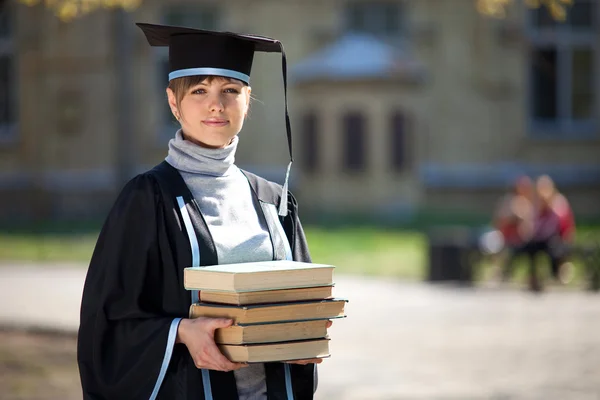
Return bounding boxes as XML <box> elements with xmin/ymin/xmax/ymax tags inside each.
<box><xmin>427</xmin><ymin>227</ymin><xmax>600</xmax><ymax>291</ymax></box>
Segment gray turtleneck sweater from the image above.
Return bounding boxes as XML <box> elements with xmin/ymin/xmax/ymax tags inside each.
<box><xmin>166</xmin><ymin>130</ymin><xmax>270</xmax><ymax>400</ymax></box>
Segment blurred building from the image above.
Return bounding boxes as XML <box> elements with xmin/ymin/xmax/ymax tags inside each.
<box><xmin>1</xmin><ymin>0</ymin><xmax>599</xmax><ymax>222</ymax></box>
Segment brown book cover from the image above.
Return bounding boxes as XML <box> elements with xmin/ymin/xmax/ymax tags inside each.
<box><xmin>200</xmin><ymin>285</ymin><xmax>334</xmax><ymax>306</ymax></box>
<box><xmin>218</xmin><ymin>338</ymin><xmax>330</xmax><ymax>363</ymax></box>
<box><xmin>215</xmin><ymin>320</ymin><xmax>329</xmax><ymax>345</ymax></box>
<box><xmin>189</xmin><ymin>298</ymin><xmax>347</xmax><ymax>324</ymax></box>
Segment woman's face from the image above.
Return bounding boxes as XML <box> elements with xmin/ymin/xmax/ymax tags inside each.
<box><xmin>167</xmin><ymin>77</ymin><xmax>251</xmax><ymax>148</ymax></box>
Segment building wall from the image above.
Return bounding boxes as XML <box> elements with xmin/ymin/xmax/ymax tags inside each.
<box><xmin>293</xmin><ymin>79</ymin><xmax>425</xmax><ymax>215</ymax></box>
<box><xmin>291</xmin><ymin>0</ymin><xmax>600</xmax><ymax>218</ymax></box>
<box><xmin>412</xmin><ymin>0</ymin><xmax>527</xmax><ymax>165</ymax></box>
<box><xmin>1</xmin><ymin>0</ymin><xmax>599</xmax><ymax>221</ymax></box>
<box><xmin>425</xmin><ymin>186</ymin><xmax>600</xmax><ymax>222</ymax></box>
<box><xmin>1</xmin><ymin>3</ymin><xmax>118</xmax><ymax>220</ymax></box>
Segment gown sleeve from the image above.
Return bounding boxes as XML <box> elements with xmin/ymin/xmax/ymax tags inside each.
<box><xmin>77</xmin><ymin>174</ymin><xmax>183</xmax><ymax>400</ymax></box>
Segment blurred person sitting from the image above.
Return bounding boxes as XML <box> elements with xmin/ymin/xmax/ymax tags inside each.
<box><xmin>491</xmin><ymin>175</ymin><xmax>536</xmax><ymax>281</ymax></box>
<box><xmin>515</xmin><ymin>175</ymin><xmax>575</xmax><ymax>291</ymax></box>
<box><xmin>537</xmin><ymin>175</ymin><xmax>576</xmax><ymax>243</ymax></box>
<box><xmin>534</xmin><ymin>175</ymin><xmax>576</xmax><ymax>284</ymax></box>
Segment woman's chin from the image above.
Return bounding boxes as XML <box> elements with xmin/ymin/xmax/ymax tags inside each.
<box><xmin>187</xmin><ymin>134</ymin><xmax>235</xmax><ymax>149</ymax></box>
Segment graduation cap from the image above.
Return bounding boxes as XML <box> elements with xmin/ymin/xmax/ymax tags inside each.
<box><xmin>137</xmin><ymin>23</ymin><xmax>294</xmax><ymax>216</ymax></box>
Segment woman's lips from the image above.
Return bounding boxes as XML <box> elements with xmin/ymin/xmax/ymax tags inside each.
<box><xmin>202</xmin><ymin>119</ymin><xmax>229</xmax><ymax>127</ymax></box>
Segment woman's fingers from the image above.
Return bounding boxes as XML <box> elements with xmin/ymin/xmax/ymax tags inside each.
<box><xmin>284</xmin><ymin>358</ymin><xmax>324</xmax><ymax>365</ymax></box>
<box><xmin>205</xmin><ymin>341</ymin><xmax>248</xmax><ymax>371</ymax></box>
<box><xmin>205</xmin><ymin>317</ymin><xmax>234</xmax><ymax>331</ymax></box>
<box><xmin>182</xmin><ymin>317</ymin><xmax>249</xmax><ymax>371</ymax></box>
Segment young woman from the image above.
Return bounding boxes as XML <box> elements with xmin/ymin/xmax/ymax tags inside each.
<box><xmin>77</xmin><ymin>23</ymin><xmax>327</xmax><ymax>399</ymax></box>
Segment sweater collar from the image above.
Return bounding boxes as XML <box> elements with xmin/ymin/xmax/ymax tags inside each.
<box><xmin>165</xmin><ymin>130</ymin><xmax>238</xmax><ymax>176</ymax></box>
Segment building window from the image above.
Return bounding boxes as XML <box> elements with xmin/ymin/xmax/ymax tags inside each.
<box><xmin>344</xmin><ymin>1</ymin><xmax>405</xmax><ymax>37</ymax></box>
<box><xmin>0</xmin><ymin>1</ymin><xmax>16</xmax><ymax>141</ymax></box>
<box><xmin>342</xmin><ymin>111</ymin><xmax>366</xmax><ymax>172</ymax></box>
<box><xmin>301</xmin><ymin>111</ymin><xmax>319</xmax><ymax>174</ymax></box>
<box><xmin>156</xmin><ymin>6</ymin><xmax>221</xmax><ymax>139</ymax></box>
<box><xmin>390</xmin><ymin>111</ymin><xmax>407</xmax><ymax>172</ymax></box>
<box><xmin>528</xmin><ymin>0</ymin><xmax>597</xmax><ymax>136</ymax></box>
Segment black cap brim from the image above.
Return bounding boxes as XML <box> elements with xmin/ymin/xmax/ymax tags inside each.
<box><xmin>136</xmin><ymin>23</ymin><xmax>282</xmax><ymax>53</ymax></box>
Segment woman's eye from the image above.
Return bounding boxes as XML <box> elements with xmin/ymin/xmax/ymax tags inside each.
<box><xmin>192</xmin><ymin>89</ymin><xmax>206</xmax><ymax>94</ymax></box>
<box><xmin>224</xmin><ymin>88</ymin><xmax>240</xmax><ymax>94</ymax></box>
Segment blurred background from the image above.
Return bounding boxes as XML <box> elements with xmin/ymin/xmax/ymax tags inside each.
<box><xmin>0</xmin><ymin>0</ymin><xmax>599</xmax><ymax>399</ymax></box>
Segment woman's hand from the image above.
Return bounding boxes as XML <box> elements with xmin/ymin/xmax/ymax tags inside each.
<box><xmin>177</xmin><ymin>317</ymin><xmax>248</xmax><ymax>371</ymax></box>
<box><xmin>284</xmin><ymin>320</ymin><xmax>333</xmax><ymax>366</ymax></box>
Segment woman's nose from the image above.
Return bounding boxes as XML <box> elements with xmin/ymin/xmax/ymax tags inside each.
<box><xmin>208</xmin><ymin>93</ymin><xmax>225</xmax><ymax>112</ymax></box>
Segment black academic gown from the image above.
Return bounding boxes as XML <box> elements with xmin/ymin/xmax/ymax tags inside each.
<box><xmin>77</xmin><ymin>161</ymin><xmax>316</xmax><ymax>400</ymax></box>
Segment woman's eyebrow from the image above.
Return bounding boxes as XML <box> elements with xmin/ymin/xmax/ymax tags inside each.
<box><xmin>222</xmin><ymin>79</ymin><xmax>243</xmax><ymax>86</ymax></box>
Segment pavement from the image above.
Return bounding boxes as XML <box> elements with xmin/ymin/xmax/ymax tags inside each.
<box><xmin>1</xmin><ymin>263</ymin><xmax>600</xmax><ymax>399</ymax></box>
<box><xmin>0</xmin><ymin>263</ymin><xmax>85</xmax><ymax>333</ymax></box>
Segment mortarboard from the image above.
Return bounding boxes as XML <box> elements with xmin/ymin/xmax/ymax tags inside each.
<box><xmin>136</xmin><ymin>23</ymin><xmax>293</xmax><ymax>216</ymax></box>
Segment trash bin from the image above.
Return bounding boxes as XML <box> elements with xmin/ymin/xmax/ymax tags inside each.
<box><xmin>583</xmin><ymin>245</ymin><xmax>600</xmax><ymax>292</ymax></box>
<box><xmin>427</xmin><ymin>227</ymin><xmax>479</xmax><ymax>285</ymax></box>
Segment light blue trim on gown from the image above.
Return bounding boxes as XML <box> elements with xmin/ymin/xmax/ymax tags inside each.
<box><xmin>176</xmin><ymin>196</ymin><xmax>212</xmax><ymax>399</ymax></box>
<box><xmin>149</xmin><ymin>318</ymin><xmax>182</xmax><ymax>400</ymax></box>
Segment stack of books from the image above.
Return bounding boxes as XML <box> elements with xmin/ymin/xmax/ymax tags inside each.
<box><xmin>184</xmin><ymin>260</ymin><xmax>346</xmax><ymax>363</ymax></box>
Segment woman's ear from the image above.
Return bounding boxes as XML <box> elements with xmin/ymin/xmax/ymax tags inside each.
<box><xmin>245</xmin><ymin>86</ymin><xmax>252</xmax><ymax>116</ymax></box>
<box><xmin>166</xmin><ymin>87</ymin><xmax>180</xmax><ymax>120</ymax></box>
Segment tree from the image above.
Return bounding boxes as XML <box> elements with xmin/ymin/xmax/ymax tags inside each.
<box><xmin>477</xmin><ymin>0</ymin><xmax>574</xmax><ymax>20</ymax></box>
<box><xmin>15</xmin><ymin>0</ymin><xmax>141</xmax><ymax>21</ymax></box>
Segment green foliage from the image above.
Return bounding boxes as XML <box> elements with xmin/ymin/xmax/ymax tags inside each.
<box><xmin>306</xmin><ymin>227</ymin><xmax>427</xmax><ymax>279</ymax></box>
<box><xmin>16</xmin><ymin>0</ymin><xmax>142</xmax><ymax>21</ymax></box>
<box><xmin>0</xmin><ymin>233</ymin><xmax>98</xmax><ymax>262</ymax></box>
<box><xmin>478</xmin><ymin>0</ymin><xmax>574</xmax><ymax>20</ymax></box>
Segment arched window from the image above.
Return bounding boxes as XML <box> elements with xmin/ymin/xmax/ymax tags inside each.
<box><xmin>390</xmin><ymin>111</ymin><xmax>407</xmax><ymax>172</ymax></box>
<box><xmin>342</xmin><ymin>111</ymin><xmax>366</xmax><ymax>172</ymax></box>
<box><xmin>301</xmin><ymin>111</ymin><xmax>319</xmax><ymax>174</ymax></box>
